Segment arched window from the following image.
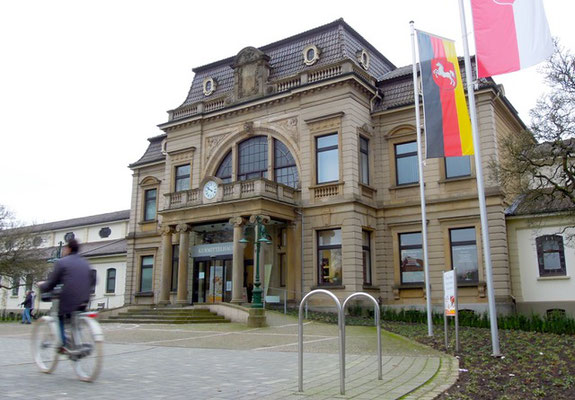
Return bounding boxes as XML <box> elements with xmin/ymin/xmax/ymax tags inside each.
<box><xmin>216</xmin><ymin>151</ymin><xmax>232</xmax><ymax>183</ymax></box>
<box><xmin>274</xmin><ymin>139</ymin><xmax>299</xmax><ymax>188</ymax></box>
<box><xmin>238</xmin><ymin>136</ymin><xmax>268</xmax><ymax>180</ymax></box>
<box><xmin>106</xmin><ymin>268</ymin><xmax>116</xmax><ymax>294</ymax></box>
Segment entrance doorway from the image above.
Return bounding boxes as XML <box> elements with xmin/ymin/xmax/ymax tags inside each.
<box><xmin>192</xmin><ymin>258</ymin><xmax>232</xmax><ymax>303</ymax></box>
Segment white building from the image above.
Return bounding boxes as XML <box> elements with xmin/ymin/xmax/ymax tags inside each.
<box><xmin>0</xmin><ymin>210</ymin><xmax>129</xmax><ymax>315</ymax></box>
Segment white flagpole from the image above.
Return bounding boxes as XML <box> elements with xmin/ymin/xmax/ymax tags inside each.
<box><xmin>410</xmin><ymin>21</ymin><xmax>433</xmax><ymax>337</ymax></box>
<box><xmin>458</xmin><ymin>0</ymin><xmax>501</xmax><ymax>356</ymax></box>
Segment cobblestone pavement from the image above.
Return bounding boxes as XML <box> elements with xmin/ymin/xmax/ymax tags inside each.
<box><xmin>0</xmin><ymin>312</ymin><xmax>458</xmax><ymax>399</ymax></box>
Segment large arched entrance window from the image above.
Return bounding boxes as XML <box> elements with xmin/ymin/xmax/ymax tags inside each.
<box><xmin>238</xmin><ymin>136</ymin><xmax>268</xmax><ymax>180</ymax></box>
<box><xmin>274</xmin><ymin>139</ymin><xmax>299</xmax><ymax>188</ymax></box>
<box><xmin>216</xmin><ymin>151</ymin><xmax>232</xmax><ymax>183</ymax></box>
<box><xmin>214</xmin><ymin>135</ymin><xmax>299</xmax><ymax>189</ymax></box>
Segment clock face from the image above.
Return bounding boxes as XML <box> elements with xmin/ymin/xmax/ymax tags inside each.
<box><xmin>203</xmin><ymin>180</ymin><xmax>218</xmax><ymax>200</ymax></box>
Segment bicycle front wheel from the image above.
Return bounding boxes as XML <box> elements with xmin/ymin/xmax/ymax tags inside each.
<box><xmin>72</xmin><ymin>317</ymin><xmax>103</xmax><ymax>382</ymax></box>
<box><xmin>31</xmin><ymin>317</ymin><xmax>59</xmax><ymax>373</ymax></box>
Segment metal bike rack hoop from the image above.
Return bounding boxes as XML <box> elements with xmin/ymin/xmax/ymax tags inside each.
<box><xmin>298</xmin><ymin>289</ymin><xmax>345</xmax><ymax>395</ymax></box>
<box><xmin>342</xmin><ymin>292</ymin><xmax>382</xmax><ymax>382</ymax></box>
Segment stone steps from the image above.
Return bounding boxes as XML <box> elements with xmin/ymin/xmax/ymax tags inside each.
<box><xmin>101</xmin><ymin>307</ymin><xmax>230</xmax><ymax>324</ymax></box>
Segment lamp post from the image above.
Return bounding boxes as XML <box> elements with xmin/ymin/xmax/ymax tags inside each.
<box><xmin>239</xmin><ymin>215</ymin><xmax>271</xmax><ymax>309</ymax></box>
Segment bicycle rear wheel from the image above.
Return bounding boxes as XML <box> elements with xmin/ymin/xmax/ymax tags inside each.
<box><xmin>72</xmin><ymin>317</ymin><xmax>103</xmax><ymax>382</ymax></box>
<box><xmin>31</xmin><ymin>317</ymin><xmax>59</xmax><ymax>373</ymax></box>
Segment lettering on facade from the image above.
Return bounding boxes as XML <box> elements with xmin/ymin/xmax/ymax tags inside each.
<box><xmin>191</xmin><ymin>242</ymin><xmax>234</xmax><ymax>258</ymax></box>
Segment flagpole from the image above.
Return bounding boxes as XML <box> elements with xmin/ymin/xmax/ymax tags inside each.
<box><xmin>410</xmin><ymin>21</ymin><xmax>433</xmax><ymax>337</ymax></box>
<box><xmin>458</xmin><ymin>0</ymin><xmax>501</xmax><ymax>356</ymax></box>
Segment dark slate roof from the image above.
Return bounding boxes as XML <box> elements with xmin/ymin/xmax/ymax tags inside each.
<box><xmin>79</xmin><ymin>239</ymin><xmax>126</xmax><ymax>257</ymax></box>
<box><xmin>177</xmin><ymin>19</ymin><xmax>396</xmax><ymax>109</ymax></box>
<box><xmin>22</xmin><ymin>210</ymin><xmax>130</xmax><ymax>234</ymax></box>
<box><xmin>506</xmin><ymin>191</ymin><xmax>575</xmax><ymax>217</ymax></box>
<box><xmin>128</xmin><ymin>134</ymin><xmax>166</xmax><ymax>168</ymax></box>
<box><xmin>38</xmin><ymin>239</ymin><xmax>127</xmax><ymax>260</ymax></box>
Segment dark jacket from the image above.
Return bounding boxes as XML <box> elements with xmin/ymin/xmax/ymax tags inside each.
<box><xmin>21</xmin><ymin>292</ymin><xmax>33</xmax><ymax>309</ymax></box>
<box><xmin>39</xmin><ymin>254</ymin><xmax>95</xmax><ymax>314</ymax></box>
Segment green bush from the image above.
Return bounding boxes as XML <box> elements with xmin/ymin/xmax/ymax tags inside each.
<box><xmin>379</xmin><ymin>307</ymin><xmax>575</xmax><ymax>335</ymax></box>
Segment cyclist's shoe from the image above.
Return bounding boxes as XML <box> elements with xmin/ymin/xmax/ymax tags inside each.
<box><xmin>57</xmin><ymin>346</ymin><xmax>69</xmax><ymax>355</ymax></box>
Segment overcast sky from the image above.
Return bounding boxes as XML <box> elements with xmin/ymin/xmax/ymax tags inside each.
<box><xmin>1</xmin><ymin>0</ymin><xmax>573</xmax><ymax>225</ymax></box>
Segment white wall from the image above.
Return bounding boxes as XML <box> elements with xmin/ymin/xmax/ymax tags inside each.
<box><xmin>89</xmin><ymin>260</ymin><xmax>127</xmax><ymax>309</ymax></box>
<box><xmin>516</xmin><ymin>226</ymin><xmax>575</xmax><ymax>303</ymax></box>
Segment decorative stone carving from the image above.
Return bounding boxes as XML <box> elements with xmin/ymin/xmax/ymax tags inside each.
<box><xmin>160</xmin><ymin>225</ymin><xmax>173</xmax><ymax>236</ymax></box>
<box><xmin>229</xmin><ymin>216</ymin><xmax>246</xmax><ymax>227</ymax></box>
<box><xmin>205</xmin><ymin>133</ymin><xmax>228</xmax><ymax>162</ymax></box>
<box><xmin>243</xmin><ymin>121</ymin><xmax>255</xmax><ymax>135</ymax></box>
<box><xmin>275</xmin><ymin>117</ymin><xmax>299</xmax><ymax>147</ymax></box>
<box><xmin>249</xmin><ymin>215</ymin><xmax>271</xmax><ymax>225</ymax></box>
<box><xmin>306</xmin><ymin>113</ymin><xmax>344</xmax><ymax>134</ymax></box>
<box><xmin>232</xmin><ymin>47</ymin><xmax>271</xmax><ymax>101</ymax></box>
<box><xmin>176</xmin><ymin>223</ymin><xmax>190</xmax><ymax>233</ymax></box>
<box><xmin>170</xmin><ymin>148</ymin><xmax>196</xmax><ymax>163</ymax></box>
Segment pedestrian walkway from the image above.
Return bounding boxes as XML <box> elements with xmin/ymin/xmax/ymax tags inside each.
<box><xmin>0</xmin><ymin>311</ymin><xmax>458</xmax><ymax>399</ymax></box>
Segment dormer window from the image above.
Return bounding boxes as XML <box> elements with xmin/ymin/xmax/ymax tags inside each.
<box><xmin>357</xmin><ymin>49</ymin><xmax>370</xmax><ymax>70</ymax></box>
<box><xmin>303</xmin><ymin>44</ymin><xmax>320</xmax><ymax>66</ymax></box>
<box><xmin>203</xmin><ymin>77</ymin><xmax>216</xmax><ymax>96</ymax></box>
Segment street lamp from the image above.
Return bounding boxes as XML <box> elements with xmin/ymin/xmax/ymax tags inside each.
<box><xmin>239</xmin><ymin>215</ymin><xmax>271</xmax><ymax>308</ymax></box>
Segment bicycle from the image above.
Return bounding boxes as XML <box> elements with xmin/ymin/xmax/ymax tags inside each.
<box><xmin>31</xmin><ymin>289</ymin><xmax>104</xmax><ymax>382</ymax></box>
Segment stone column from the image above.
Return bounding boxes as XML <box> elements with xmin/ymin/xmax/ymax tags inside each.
<box><xmin>176</xmin><ymin>223</ymin><xmax>191</xmax><ymax>305</ymax></box>
<box><xmin>159</xmin><ymin>225</ymin><xmax>173</xmax><ymax>305</ymax></box>
<box><xmin>286</xmin><ymin>222</ymin><xmax>298</xmax><ymax>301</ymax></box>
<box><xmin>230</xmin><ymin>216</ymin><xmax>246</xmax><ymax>304</ymax></box>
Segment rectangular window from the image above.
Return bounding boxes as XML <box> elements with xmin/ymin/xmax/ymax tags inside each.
<box><xmin>316</xmin><ymin>133</ymin><xmax>339</xmax><ymax>184</ymax></box>
<box><xmin>175</xmin><ymin>165</ymin><xmax>191</xmax><ymax>192</ymax></box>
<box><xmin>144</xmin><ymin>189</ymin><xmax>157</xmax><ymax>221</ymax></box>
<box><xmin>11</xmin><ymin>276</ymin><xmax>19</xmax><ymax>296</ymax></box>
<box><xmin>395</xmin><ymin>141</ymin><xmax>419</xmax><ymax>185</ymax></box>
<box><xmin>450</xmin><ymin>228</ymin><xmax>479</xmax><ymax>283</ymax></box>
<box><xmin>171</xmin><ymin>244</ymin><xmax>179</xmax><ymax>292</ymax></box>
<box><xmin>536</xmin><ymin>235</ymin><xmax>567</xmax><ymax>277</ymax></box>
<box><xmin>90</xmin><ymin>270</ymin><xmax>97</xmax><ymax>294</ymax></box>
<box><xmin>317</xmin><ymin>229</ymin><xmax>342</xmax><ymax>286</ymax></box>
<box><xmin>106</xmin><ymin>268</ymin><xmax>116</xmax><ymax>294</ymax></box>
<box><xmin>360</xmin><ymin>137</ymin><xmax>369</xmax><ymax>185</ymax></box>
<box><xmin>140</xmin><ymin>256</ymin><xmax>154</xmax><ymax>292</ymax></box>
<box><xmin>445</xmin><ymin>156</ymin><xmax>471</xmax><ymax>179</ymax></box>
<box><xmin>362</xmin><ymin>231</ymin><xmax>372</xmax><ymax>285</ymax></box>
<box><xmin>399</xmin><ymin>232</ymin><xmax>424</xmax><ymax>284</ymax></box>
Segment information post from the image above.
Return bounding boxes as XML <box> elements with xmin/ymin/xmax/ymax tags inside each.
<box><xmin>443</xmin><ymin>270</ymin><xmax>459</xmax><ymax>352</ymax></box>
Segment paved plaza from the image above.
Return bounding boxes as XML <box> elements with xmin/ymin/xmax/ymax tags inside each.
<box><xmin>0</xmin><ymin>312</ymin><xmax>458</xmax><ymax>399</ymax></box>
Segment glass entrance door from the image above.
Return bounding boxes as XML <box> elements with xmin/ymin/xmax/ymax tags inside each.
<box><xmin>193</xmin><ymin>258</ymin><xmax>232</xmax><ymax>303</ymax></box>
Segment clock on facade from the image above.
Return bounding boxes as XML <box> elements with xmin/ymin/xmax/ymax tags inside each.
<box><xmin>203</xmin><ymin>180</ymin><xmax>218</xmax><ymax>200</ymax></box>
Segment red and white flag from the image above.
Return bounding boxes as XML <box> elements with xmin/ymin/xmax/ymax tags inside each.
<box><xmin>471</xmin><ymin>0</ymin><xmax>553</xmax><ymax>78</ymax></box>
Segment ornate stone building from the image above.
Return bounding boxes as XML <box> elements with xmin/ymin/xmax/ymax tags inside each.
<box><xmin>126</xmin><ymin>19</ymin><xmax>523</xmax><ymax>313</ymax></box>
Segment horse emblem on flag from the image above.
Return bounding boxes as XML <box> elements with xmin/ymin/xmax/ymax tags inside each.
<box><xmin>432</xmin><ymin>59</ymin><xmax>456</xmax><ymax>90</ymax></box>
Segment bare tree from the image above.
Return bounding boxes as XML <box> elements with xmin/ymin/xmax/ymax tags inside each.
<box><xmin>494</xmin><ymin>40</ymin><xmax>575</xmax><ymax>227</ymax></box>
<box><xmin>0</xmin><ymin>205</ymin><xmax>49</xmax><ymax>290</ymax></box>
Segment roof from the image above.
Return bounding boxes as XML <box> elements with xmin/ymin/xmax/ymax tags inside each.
<box><xmin>176</xmin><ymin>19</ymin><xmax>396</xmax><ymax>110</ymax></box>
<box><xmin>39</xmin><ymin>239</ymin><xmax>127</xmax><ymax>260</ymax></box>
<box><xmin>374</xmin><ymin>57</ymin><xmax>524</xmax><ymax>130</ymax></box>
<box><xmin>19</xmin><ymin>210</ymin><xmax>130</xmax><ymax>234</ymax></box>
<box><xmin>128</xmin><ymin>134</ymin><xmax>166</xmax><ymax>168</ymax></box>
<box><xmin>506</xmin><ymin>191</ymin><xmax>575</xmax><ymax>217</ymax></box>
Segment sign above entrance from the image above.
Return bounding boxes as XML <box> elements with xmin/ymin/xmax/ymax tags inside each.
<box><xmin>191</xmin><ymin>242</ymin><xmax>233</xmax><ymax>258</ymax></box>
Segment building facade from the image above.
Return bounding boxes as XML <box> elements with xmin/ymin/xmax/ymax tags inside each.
<box><xmin>126</xmin><ymin>19</ymin><xmax>523</xmax><ymax>313</ymax></box>
<box><xmin>0</xmin><ymin>210</ymin><xmax>129</xmax><ymax>313</ymax></box>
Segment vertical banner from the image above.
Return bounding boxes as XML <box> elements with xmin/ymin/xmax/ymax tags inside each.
<box><xmin>416</xmin><ymin>30</ymin><xmax>473</xmax><ymax>158</ymax></box>
<box><xmin>443</xmin><ymin>270</ymin><xmax>456</xmax><ymax>316</ymax></box>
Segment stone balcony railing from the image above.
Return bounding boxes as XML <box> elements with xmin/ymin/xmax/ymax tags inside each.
<box><xmin>164</xmin><ymin>178</ymin><xmax>300</xmax><ymax>210</ymax></box>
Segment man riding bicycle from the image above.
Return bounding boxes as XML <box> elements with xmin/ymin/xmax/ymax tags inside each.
<box><xmin>39</xmin><ymin>239</ymin><xmax>95</xmax><ymax>352</ymax></box>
